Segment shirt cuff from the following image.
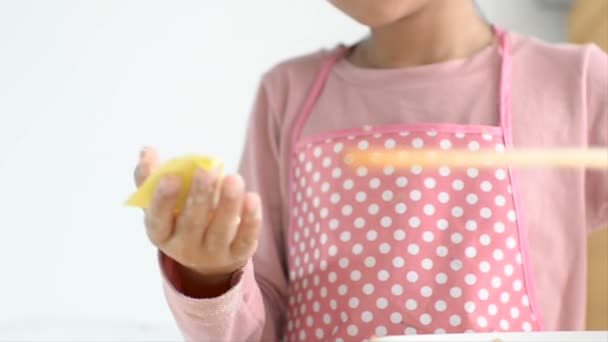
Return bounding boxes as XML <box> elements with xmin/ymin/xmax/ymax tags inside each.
<box><xmin>158</xmin><ymin>252</ymin><xmax>246</xmax><ymax>320</ymax></box>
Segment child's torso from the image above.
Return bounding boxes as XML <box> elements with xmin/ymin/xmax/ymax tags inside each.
<box><xmin>260</xmin><ymin>32</ymin><xmax>600</xmax><ymax>333</ymax></box>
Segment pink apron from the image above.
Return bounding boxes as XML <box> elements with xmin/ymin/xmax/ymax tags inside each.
<box><xmin>285</xmin><ymin>29</ymin><xmax>544</xmax><ymax>341</ymax></box>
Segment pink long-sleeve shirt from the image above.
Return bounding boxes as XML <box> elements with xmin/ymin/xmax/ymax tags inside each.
<box><xmin>159</xmin><ymin>32</ymin><xmax>608</xmax><ymax>341</ymax></box>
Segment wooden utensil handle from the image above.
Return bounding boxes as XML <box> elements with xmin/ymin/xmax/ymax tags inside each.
<box><xmin>345</xmin><ymin>148</ymin><xmax>608</xmax><ymax>169</ymax></box>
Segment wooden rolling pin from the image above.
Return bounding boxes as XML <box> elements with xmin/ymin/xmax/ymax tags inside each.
<box><xmin>345</xmin><ymin>148</ymin><xmax>608</xmax><ymax>169</ymax></box>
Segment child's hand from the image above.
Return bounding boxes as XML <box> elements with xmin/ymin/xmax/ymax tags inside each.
<box><xmin>134</xmin><ymin>147</ymin><xmax>262</xmax><ymax>293</ymax></box>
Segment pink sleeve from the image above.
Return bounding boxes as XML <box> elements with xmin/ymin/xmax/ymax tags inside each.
<box><xmin>584</xmin><ymin>45</ymin><xmax>608</xmax><ymax>232</ymax></box>
<box><xmin>161</xmin><ymin>75</ymin><xmax>288</xmax><ymax>341</ymax></box>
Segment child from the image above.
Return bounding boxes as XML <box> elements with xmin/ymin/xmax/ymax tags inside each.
<box><xmin>133</xmin><ymin>0</ymin><xmax>608</xmax><ymax>340</ymax></box>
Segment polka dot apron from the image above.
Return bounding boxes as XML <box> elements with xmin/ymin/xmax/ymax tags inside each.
<box><xmin>285</xmin><ymin>29</ymin><xmax>543</xmax><ymax>341</ymax></box>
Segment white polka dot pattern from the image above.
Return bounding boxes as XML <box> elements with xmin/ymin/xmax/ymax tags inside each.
<box><xmin>287</xmin><ymin>128</ymin><xmax>538</xmax><ymax>341</ymax></box>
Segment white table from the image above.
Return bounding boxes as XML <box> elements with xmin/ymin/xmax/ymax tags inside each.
<box><xmin>379</xmin><ymin>331</ymin><xmax>608</xmax><ymax>342</ymax></box>
<box><xmin>0</xmin><ymin>320</ymin><xmax>182</xmax><ymax>341</ymax></box>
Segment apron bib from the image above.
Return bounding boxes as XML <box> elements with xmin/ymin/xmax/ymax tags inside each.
<box><xmin>285</xmin><ymin>29</ymin><xmax>544</xmax><ymax>341</ymax></box>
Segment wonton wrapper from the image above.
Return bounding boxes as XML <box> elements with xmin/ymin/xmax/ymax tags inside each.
<box><xmin>125</xmin><ymin>155</ymin><xmax>223</xmax><ymax>212</ymax></box>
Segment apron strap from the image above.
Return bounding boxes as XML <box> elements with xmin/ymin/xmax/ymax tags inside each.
<box><xmin>290</xmin><ymin>47</ymin><xmax>349</xmax><ymax>147</ymax></box>
<box><xmin>494</xmin><ymin>28</ymin><xmax>545</xmax><ymax>329</ymax></box>
<box><xmin>496</xmin><ymin>27</ymin><xmax>514</xmax><ymax>146</ymax></box>
<box><xmin>292</xmin><ymin>30</ymin><xmax>513</xmax><ymax>147</ymax></box>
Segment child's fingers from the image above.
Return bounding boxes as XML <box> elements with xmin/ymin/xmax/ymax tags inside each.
<box><xmin>204</xmin><ymin>175</ymin><xmax>245</xmax><ymax>251</ymax></box>
<box><xmin>144</xmin><ymin>176</ymin><xmax>180</xmax><ymax>245</ymax></box>
<box><xmin>174</xmin><ymin>168</ymin><xmax>217</xmax><ymax>241</ymax></box>
<box><xmin>231</xmin><ymin>192</ymin><xmax>262</xmax><ymax>258</ymax></box>
<box><xmin>134</xmin><ymin>147</ymin><xmax>160</xmax><ymax>187</ymax></box>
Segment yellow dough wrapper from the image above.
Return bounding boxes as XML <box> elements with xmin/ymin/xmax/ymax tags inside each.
<box><xmin>125</xmin><ymin>155</ymin><xmax>223</xmax><ymax>212</ymax></box>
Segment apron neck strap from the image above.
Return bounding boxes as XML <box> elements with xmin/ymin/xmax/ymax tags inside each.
<box><xmin>495</xmin><ymin>27</ymin><xmax>514</xmax><ymax>145</ymax></box>
<box><xmin>291</xmin><ymin>47</ymin><xmax>348</xmax><ymax>147</ymax></box>
<box><xmin>291</xmin><ymin>28</ymin><xmax>513</xmax><ymax>146</ymax></box>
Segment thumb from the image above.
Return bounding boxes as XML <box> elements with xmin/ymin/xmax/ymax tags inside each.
<box><xmin>134</xmin><ymin>146</ymin><xmax>161</xmax><ymax>187</ymax></box>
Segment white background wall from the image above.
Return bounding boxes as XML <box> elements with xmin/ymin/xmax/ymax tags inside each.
<box><xmin>0</xmin><ymin>0</ymin><xmax>569</xmax><ymax>340</ymax></box>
